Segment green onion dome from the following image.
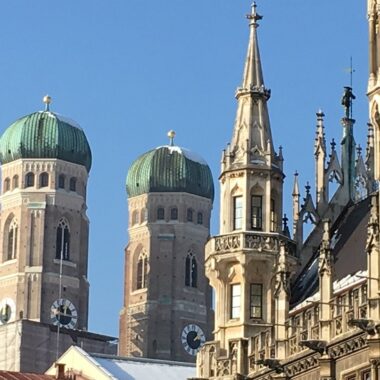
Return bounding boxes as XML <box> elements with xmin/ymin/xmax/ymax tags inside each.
<box><xmin>126</xmin><ymin>145</ymin><xmax>214</xmax><ymax>201</ymax></box>
<box><xmin>0</xmin><ymin>103</ymin><xmax>92</xmax><ymax>171</ymax></box>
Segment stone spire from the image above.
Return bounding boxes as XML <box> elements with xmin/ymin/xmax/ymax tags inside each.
<box><xmin>314</xmin><ymin>110</ymin><xmax>327</xmax><ymax>211</ymax></box>
<box><xmin>228</xmin><ymin>2</ymin><xmax>275</xmax><ymax>168</ymax></box>
<box><xmin>292</xmin><ymin>171</ymin><xmax>300</xmax><ymax>238</ymax></box>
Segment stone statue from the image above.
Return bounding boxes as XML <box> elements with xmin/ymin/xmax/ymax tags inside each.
<box><xmin>341</xmin><ymin>86</ymin><xmax>356</xmax><ymax>118</ymax></box>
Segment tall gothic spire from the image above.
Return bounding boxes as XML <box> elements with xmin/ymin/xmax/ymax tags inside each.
<box><xmin>241</xmin><ymin>3</ymin><xmax>265</xmax><ymax>91</ymax></box>
<box><xmin>228</xmin><ymin>3</ymin><xmax>276</xmax><ymax>168</ymax></box>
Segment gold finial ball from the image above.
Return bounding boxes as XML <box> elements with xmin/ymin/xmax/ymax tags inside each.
<box><xmin>167</xmin><ymin>130</ymin><xmax>176</xmax><ymax>139</ymax></box>
<box><xmin>43</xmin><ymin>95</ymin><xmax>52</xmax><ymax>105</ymax></box>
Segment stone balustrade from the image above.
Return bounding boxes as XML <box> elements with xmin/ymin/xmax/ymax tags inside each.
<box><xmin>206</xmin><ymin>231</ymin><xmax>297</xmax><ymax>259</ymax></box>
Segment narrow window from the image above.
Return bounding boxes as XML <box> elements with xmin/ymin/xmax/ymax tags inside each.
<box><xmin>137</xmin><ymin>253</ymin><xmax>148</xmax><ymax>289</ymax></box>
<box><xmin>251</xmin><ymin>195</ymin><xmax>262</xmax><ymax>230</ymax></box>
<box><xmin>39</xmin><ymin>172</ymin><xmax>49</xmax><ymax>188</ymax></box>
<box><xmin>197</xmin><ymin>212</ymin><xmax>203</xmax><ymax>225</ymax></box>
<box><xmin>170</xmin><ymin>207</ymin><xmax>178</xmax><ymax>220</ymax></box>
<box><xmin>56</xmin><ymin>219</ymin><xmax>70</xmax><ymax>260</ymax></box>
<box><xmin>233</xmin><ymin>196</ymin><xmax>243</xmax><ymax>230</ymax></box>
<box><xmin>187</xmin><ymin>208</ymin><xmax>193</xmax><ymax>222</ymax></box>
<box><xmin>7</xmin><ymin>220</ymin><xmax>18</xmax><ymax>260</ymax></box>
<box><xmin>230</xmin><ymin>284</ymin><xmax>241</xmax><ymax>319</ymax></box>
<box><xmin>270</xmin><ymin>199</ymin><xmax>277</xmax><ymax>232</ymax></box>
<box><xmin>132</xmin><ymin>210</ymin><xmax>139</xmax><ymax>225</ymax></box>
<box><xmin>185</xmin><ymin>251</ymin><xmax>197</xmax><ymax>288</ymax></box>
<box><xmin>250</xmin><ymin>284</ymin><xmax>263</xmax><ymax>319</ymax></box>
<box><xmin>141</xmin><ymin>208</ymin><xmax>148</xmax><ymax>222</ymax></box>
<box><xmin>58</xmin><ymin>174</ymin><xmax>65</xmax><ymax>189</ymax></box>
<box><xmin>3</xmin><ymin>178</ymin><xmax>10</xmax><ymax>192</ymax></box>
<box><xmin>69</xmin><ymin>177</ymin><xmax>76</xmax><ymax>192</ymax></box>
<box><xmin>157</xmin><ymin>207</ymin><xmax>165</xmax><ymax>220</ymax></box>
<box><xmin>12</xmin><ymin>175</ymin><xmax>19</xmax><ymax>189</ymax></box>
<box><xmin>25</xmin><ymin>172</ymin><xmax>35</xmax><ymax>188</ymax></box>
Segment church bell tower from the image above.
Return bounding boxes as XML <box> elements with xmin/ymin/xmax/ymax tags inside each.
<box><xmin>0</xmin><ymin>96</ymin><xmax>92</xmax><ymax>331</ymax></box>
<box><xmin>119</xmin><ymin>131</ymin><xmax>214</xmax><ymax>363</ymax></box>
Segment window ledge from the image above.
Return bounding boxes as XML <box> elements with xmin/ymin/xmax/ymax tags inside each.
<box><xmin>53</xmin><ymin>259</ymin><xmax>77</xmax><ymax>268</ymax></box>
<box><xmin>0</xmin><ymin>258</ymin><xmax>17</xmax><ymax>267</ymax></box>
<box><xmin>131</xmin><ymin>288</ymin><xmax>147</xmax><ymax>295</ymax></box>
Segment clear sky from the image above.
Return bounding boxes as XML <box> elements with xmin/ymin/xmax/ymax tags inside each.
<box><xmin>0</xmin><ymin>1</ymin><xmax>368</xmax><ymax>337</ymax></box>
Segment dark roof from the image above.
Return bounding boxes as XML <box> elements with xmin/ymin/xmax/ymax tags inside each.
<box><xmin>0</xmin><ymin>371</ymin><xmax>54</xmax><ymax>379</ymax></box>
<box><xmin>291</xmin><ymin>196</ymin><xmax>371</xmax><ymax>306</ymax></box>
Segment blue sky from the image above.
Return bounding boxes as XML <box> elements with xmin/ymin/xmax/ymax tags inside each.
<box><xmin>0</xmin><ymin>2</ymin><xmax>368</xmax><ymax>337</ymax></box>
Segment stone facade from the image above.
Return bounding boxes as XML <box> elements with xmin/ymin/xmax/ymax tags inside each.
<box><xmin>193</xmin><ymin>2</ymin><xmax>380</xmax><ymax>380</ymax></box>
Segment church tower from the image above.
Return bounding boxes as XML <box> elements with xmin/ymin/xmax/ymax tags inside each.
<box><xmin>0</xmin><ymin>96</ymin><xmax>91</xmax><ymax>330</ymax></box>
<box><xmin>119</xmin><ymin>131</ymin><xmax>214</xmax><ymax>363</ymax></box>
<box><xmin>0</xmin><ymin>97</ymin><xmax>112</xmax><ymax>373</ymax></box>
<box><xmin>198</xmin><ymin>4</ymin><xmax>298</xmax><ymax>377</ymax></box>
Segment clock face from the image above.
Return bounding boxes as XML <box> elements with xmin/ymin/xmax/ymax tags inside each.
<box><xmin>50</xmin><ymin>298</ymin><xmax>78</xmax><ymax>329</ymax></box>
<box><xmin>0</xmin><ymin>298</ymin><xmax>15</xmax><ymax>325</ymax></box>
<box><xmin>181</xmin><ymin>324</ymin><xmax>206</xmax><ymax>356</ymax></box>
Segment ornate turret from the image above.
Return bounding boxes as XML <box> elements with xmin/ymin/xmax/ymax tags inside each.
<box><xmin>224</xmin><ymin>2</ymin><xmax>281</xmax><ymax>172</ymax></box>
<box><xmin>198</xmin><ymin>6</ymin><xmax>297</xmax><ymax>379</ymax></box>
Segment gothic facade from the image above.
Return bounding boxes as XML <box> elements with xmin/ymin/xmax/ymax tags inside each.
<box><xmin>193</xmin><ymin>2</ymin><xmax>380</xmax><ymax>380</ymax></box>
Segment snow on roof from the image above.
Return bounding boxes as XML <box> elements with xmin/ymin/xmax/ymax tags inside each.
<box><xmin>91</xmin><ymin>353</ymin><xmax>196</xmax><ymax>380</ymax></box>
<box><xmin>156</xmin><ymin>145</ymin><xmax>208</xmax><ymax>165</ymax></box>
<box><xmin>290</xmin><ymin>269</ymin><xmax>367</xmax><ymax>314</ymax></box>
<box><xmin>42</xmin><ymin>111</ymin><xmax>82</xmax><ymax>130</ymax></box>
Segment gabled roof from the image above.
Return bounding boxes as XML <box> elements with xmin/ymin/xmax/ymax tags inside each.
<box><xmin>291</xmin><ymin>196</ymin><xmax>370</xmax><ymax>306</ymax></box>
<box><xmin>0</xmin><ymin>371</ymin><xmax>54</xmax><ymax>380</ymax></box>
<box><xmin>46</xmin><ymin>346</ymin><xmax>196</xmax><ymax>380</ymax></box>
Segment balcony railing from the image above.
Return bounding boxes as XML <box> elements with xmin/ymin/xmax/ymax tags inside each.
<box><xmin>206</xmin><ymin>231</ymin><xmax>297</xmax><ymax>258</ymax></box>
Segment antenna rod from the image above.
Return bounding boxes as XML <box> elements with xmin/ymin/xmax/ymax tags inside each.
<box><xmin>56</xmin><ymin>243</ymin><xmax>64</xmax><ymax>360</ymax></box>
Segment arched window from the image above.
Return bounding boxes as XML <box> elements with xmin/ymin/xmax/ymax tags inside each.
<box><xmin>170</xmin><ymin>207</ymin><xmax>178</xmax><ymax>220</ymax></box>
<box><xmin>251</xmin><ymin>195</ymin><xmax>263</xmax><ymax>230</ymax></box>
<box><xmin>157</xmin><ymin>207</ymin><xmax>165</xmax><ymax>220</ymax></box>
<box><xmin>69</xmin><ymin>177</ymin><xmax>77</xmax><ymax>192</ymax></box>
<box><xmin>270</xmin><ymin>199</ymin><xmax>277</xmax><ymax>232</ymax></box>
<box><xmin>39</xmin><ymin>172</ymin><xmax>49</xmax><ymax>188</ymax></box>
<box><xmin>187</xmin><ymin>208</ymin><xmax>193</xmax><ymax>222</ymax></box>
<box><xmin>25</xmin><ymin>172</ymin><xmax>35</xmax><ymax>188</ymax></box>
<box><xmin>3</xmin><ymin>178</ymin><xmax>10</xmax><ymax>192</ymax></box>
<box><xmin>7</xmin><ymin>219</ymin><xmax>18</xmax><ymax>260</ymax></box>
<box><xmin>197</xmin><ymin>212</ymin><xmax>203</xmax><ymax>225</ymax></box>
<box><xmin>185</xmin><ymin>250</ymin><xmax>197</xmax><ymax>288</ymax></box>
<box><xmin>137</xmin><ymin>252</ymin><xmax>148</xmax><ymax>289</ymax></box>
<box><xmin>12</xmin><ymin>175</ymin><xmax>19</xmax><ymax>189</ymax></box>
<box><xmin>56</xmin><ymin>219</ymin><xmax>70</xmax><ymax>261</ymax></box>
<box><xmin>58</xmin><ymin>174</ymin><xmax>65</xmax><ymax>189</ymax></box>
